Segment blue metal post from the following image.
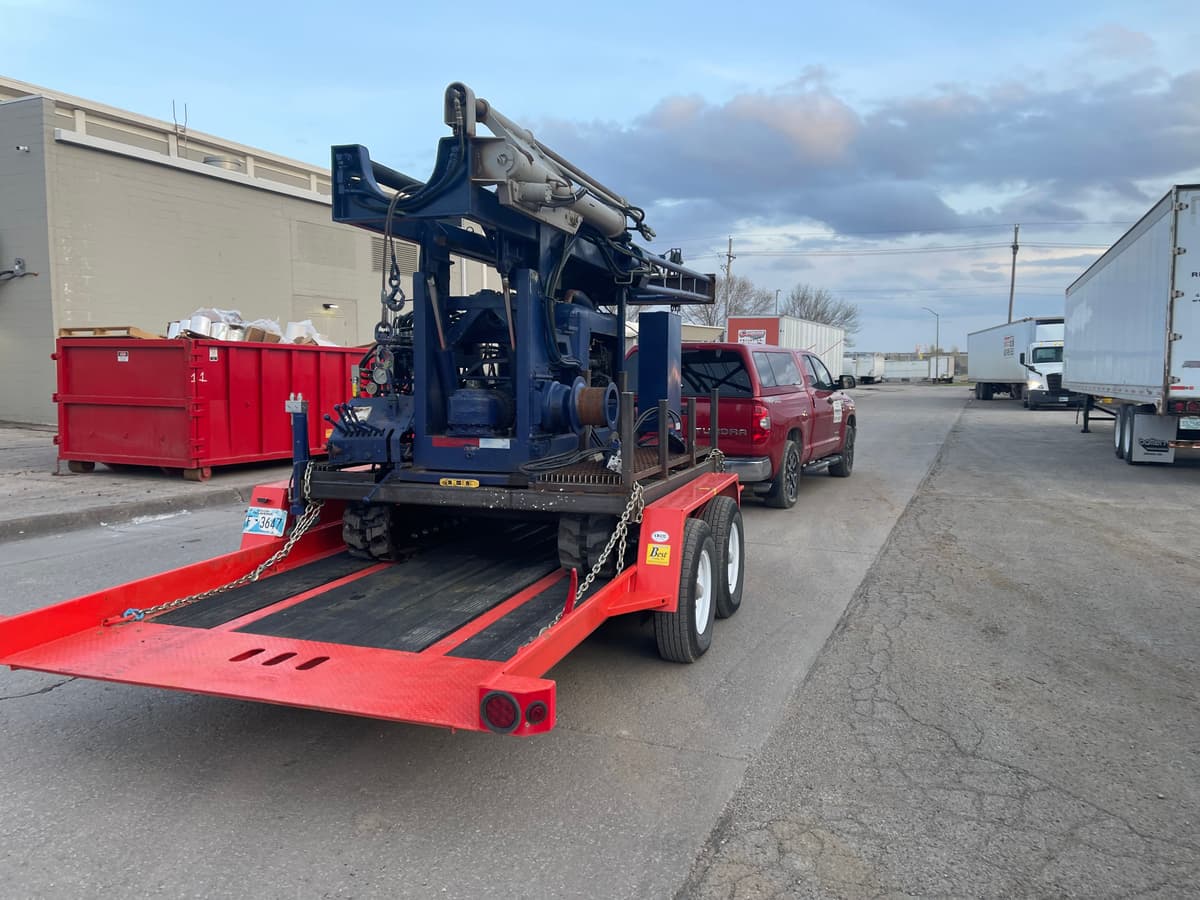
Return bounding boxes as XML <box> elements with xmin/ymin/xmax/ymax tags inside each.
<box><xmin>286</xmin><ymin>393</ymin><xmax>310</xmax><ymax>515</ymax></box>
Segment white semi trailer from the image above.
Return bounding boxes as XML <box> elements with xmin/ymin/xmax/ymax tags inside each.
<box><xmin>1065</xmin><ymin>185</ymin><xmax>1200</xmax><ymax>465</ymax></box>
<box><xmin>842</xmin><ymin>352</ymin><xmax>886</xmax><ymax>384</ymax></box>
<box><xmin>968</xmin><ymin>317</ymin><xmax>1080</xmax><ymax>408</ymax></box>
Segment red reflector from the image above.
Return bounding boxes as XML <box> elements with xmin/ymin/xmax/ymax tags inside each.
<box><xmin>480</xmin><ymin>691</ymin><xmax>519</xmax><ymax>734</ymax></box>
<box><xmin>525</xmin><ymin>701</ymin><xmax>549</xmax><ymax>726</ymax></box>
<box><xmin>1189</xmin><ymin>401</ymin><xmax>1200</xmax><ymax>414</ymax></box>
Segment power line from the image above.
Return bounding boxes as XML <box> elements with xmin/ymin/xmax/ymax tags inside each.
<box><xmin>666</xmin><ymin>221</ymin><xmax>1133</xmax><ymax>245</ymax></box>
<box><xmin>689</xmin><ymin>241</ymin><xmax>1105</xmax><ymax>259</ymax></box>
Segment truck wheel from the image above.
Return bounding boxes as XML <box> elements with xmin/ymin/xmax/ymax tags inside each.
<box><xmin>1114</xmin><ymin>406</ymin><xmax>1126</xmax><ymax>459</ymax></box>
<box><xmin>558</xmin><ymin>513</ymin><xmax>620</xmax><ymax>576</ymax></box>
<box><xmin>701</xmin><ymin>497</ymin><xmax>744</xmax><ymax>618</ymax></box>
<box><xmin>654</xmin><ymin>518</ymin><xmax>716</xmax><ymax>662</ymax></box>
<box><xmin>981</xmin><ymin>383</ymin><xmax>993</xmax><ymax>401</ymax></box>
<box><xmin>764</xmin><ymin>440</ymin><xmax>801</xmax><ymax>509</ymax></box>
<box><xmin>973</xmin><ymin>383</ymin><xmax>981</xmax><ymax>400</ymax></box>
<box><xmin>829</xmin><ymin>425</ymin><xmax>855</xmax><ymax>478</ymax></box>
<box><xmin>343</xmin><ymin>502</ymin><xmax>403</xmax><ymax>560</ymax></box>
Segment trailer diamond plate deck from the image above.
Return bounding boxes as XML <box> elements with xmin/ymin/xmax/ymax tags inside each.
<box><xmin>0</xmin><ymin>472</ymin><xmax>739</xmax><ymax>735</ymax></box>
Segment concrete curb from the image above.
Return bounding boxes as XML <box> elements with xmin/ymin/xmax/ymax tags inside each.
<box><xmin>0</xmin><ymin>484</ymin><xmax>260</xmax><ymax>543</ymax></box>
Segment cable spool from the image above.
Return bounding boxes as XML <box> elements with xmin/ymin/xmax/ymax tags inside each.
<box><xmin>576</xmin><ymin>383</ymin><xmax>619</xmax><ymax>430</ymax></box>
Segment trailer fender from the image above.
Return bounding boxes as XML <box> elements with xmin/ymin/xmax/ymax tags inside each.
<box><xmin>634</xmin><ymin>473</ymin><xmax>739</xmax><ymax>614</ymax></box>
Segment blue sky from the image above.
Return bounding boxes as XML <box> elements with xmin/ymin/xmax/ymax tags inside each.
<box><xmin>5</xmin><ymin>1</ymin><xmax>1198</xmax><ymax>352</ymax></box>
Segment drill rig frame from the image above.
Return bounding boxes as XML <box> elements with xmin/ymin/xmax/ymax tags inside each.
<box><xmin>311</xmin><ymin>83</ymin><xmax>720</xmax><ymax>561</ymax></box>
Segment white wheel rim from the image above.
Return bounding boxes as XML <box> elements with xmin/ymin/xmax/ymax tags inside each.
<box><xmin>695</xmin><ymin>548</ymin><xmax>713</xmax><ymax>633</ymax></box>
<box><xmin>726</xmin><ymin>525</ymin><xmax>741</xmax><ymax>592</ymax></box>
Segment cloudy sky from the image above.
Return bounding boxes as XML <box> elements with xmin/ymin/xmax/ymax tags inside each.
<box><xmin>5</xmin><ymin>1</ymin><xmax>1198</xmax><ymax>351</ymax></box>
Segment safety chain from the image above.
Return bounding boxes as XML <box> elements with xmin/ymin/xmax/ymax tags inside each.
<box><xmin>533</xmin><ymin>482</ymin><xmax>645</xmax><ymax>641</ymax></box>
<box><xmin>106</xmin><ymin>464</ymin><xmax>326</xmax><ymax>625</ymax></box>
<box><xmin>709</xmin><ymin>448</ymin><xmax>726</xmax><ymax>472</ymax></box>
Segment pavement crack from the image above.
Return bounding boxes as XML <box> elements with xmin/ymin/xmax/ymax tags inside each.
<box><xmin>0</xmin><ymin>676</ymin><xmax>76</xmax><ymax>701</ymax></box>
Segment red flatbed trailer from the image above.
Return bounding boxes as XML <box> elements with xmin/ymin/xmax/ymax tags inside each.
<box><xmin>0</xmin><ymin>473</ymin><xmax>739</xmax><ymax>736</ymax></box>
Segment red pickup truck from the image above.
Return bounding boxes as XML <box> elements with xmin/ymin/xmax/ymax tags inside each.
<box><xmin>627</xmin><ymin>342</ymin><xmax>857</xmax><ymax>508</ymax></box>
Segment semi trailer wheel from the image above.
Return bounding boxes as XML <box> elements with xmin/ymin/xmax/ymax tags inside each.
<box><xmin>701</xmin><ymin>496</ymin><xmax>744</xmax><ymax>619</ymax></box>
<box><xmin>654</xmin><ymin>518</ymin><xmax>716</xmax><ymax>663</ymax></box>
<box><xmin>1122</xmin><ymin>408</ymin><xmax>1141</xmax><ymax>465</ymax></box>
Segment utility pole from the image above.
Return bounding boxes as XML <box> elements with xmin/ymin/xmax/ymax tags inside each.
<box><xmin>1007</xmin><ymin>224</ymin><xmax>1020</xmax><ymax>323</ymax></box>
<box><xmin>775</xmin><ymin>289</ymin><xmax>780</xmax><ymax>315</ymax></box>
<box><xmin>720</xmin><ymin>236</ymin><xmax>736</xmax><ymax>314</ymax></box>
<box><xmin>922</xmin><ymin>307</ymin><xmax>940</xmax><ymax>375</ymax></box>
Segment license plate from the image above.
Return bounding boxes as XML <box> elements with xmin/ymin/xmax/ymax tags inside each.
<box><xmin>1180</xmin><ymin>416</ymin><xmax>1200</xmax><ymax>430</ymax></box>
<box><xmin>242</xmin><ymin>506</ymin><xmax>288</xmax><ymax>537</ymax></box>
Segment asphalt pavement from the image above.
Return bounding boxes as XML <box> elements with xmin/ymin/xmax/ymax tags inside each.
<box><xmin>682</xmin><ymin>396</ymin><xmax>1200</xmax><ymax>898</ymax></box>
<box><xmin>0</xmin><ymin>385</ymin><xmax>965</xmax><ymax>899</ymax></box>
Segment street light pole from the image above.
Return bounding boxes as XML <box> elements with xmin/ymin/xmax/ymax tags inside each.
<box><xmin>921</xmin><ymin>306</ymin><xmax>940</xmax><ymax>378</ymax></box>
<box><xmin>775</xmin><ymin>289</ymin><xmax>780</xmax><ymax>315</ymax></box>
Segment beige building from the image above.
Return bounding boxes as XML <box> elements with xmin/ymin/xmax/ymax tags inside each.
<box><xmin>0</xmin><ymin>77</ymin><xmax>495</xmax><ymax>424</ymax></box>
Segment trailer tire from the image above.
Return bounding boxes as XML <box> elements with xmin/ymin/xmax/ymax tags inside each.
<box><xmin>654</xmin><ymin>518</ymin><xmax>716</xmax><ymax>662</ymax></box>
<box><xmin>1123</xmin><ymin>408</ymin><xmax>1141</xmax><ymax>465</ymax></box>
<box><xmin>558</xmin><ymin>513</ymin><xmax>621</xmax><ymax>576</ymax></box>
<box><xmin>1114</xmin><ymin>405</ymin><xmax>1126</xmax><ymax>459</ymax></box>
<box><xmin>981</xmin><ymin>383</ymin><xmax>994</xmax><ymax>401</ymax></box>
<box><xmin>701</xmin><ymin>497</ymin><xmax>744</xmax><ymax>619</ymax></box>
<box><xmin>829</xmin><ymin>425</ymin><xmax>855</xmax><ymax>478</ymax></box>
<box><xmin>764</xmin><ymin>440</ymin><xmax>801</xmax><ymax>509</ymax></box>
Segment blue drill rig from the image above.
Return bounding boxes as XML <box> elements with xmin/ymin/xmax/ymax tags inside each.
<box><xmin>307</xmin><ymin>83</ymin><xmax>720</xmax><ymax>570</ymax></box>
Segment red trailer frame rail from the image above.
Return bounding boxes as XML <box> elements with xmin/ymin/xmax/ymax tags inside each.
<box><xmin>0</xmin><ymin>474</ymin><xmax>738</xmax><ymax>736</ymax></box>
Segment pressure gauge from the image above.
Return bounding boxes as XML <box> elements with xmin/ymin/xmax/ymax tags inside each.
<box><xmin>372</xmin><ymin>366</ymin><xmax>389</xmax><ymax>386</ymax></box>
<box><xmin>363</xmin><ymin>381</ymin><xmax>379</xmax><ymax>395</ymax></box>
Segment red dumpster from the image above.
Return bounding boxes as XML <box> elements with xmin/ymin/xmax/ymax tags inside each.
<box><xmin>53</xmin><ymin>337</ymin><xmax>362</xmax><ymax>480</ymax></box>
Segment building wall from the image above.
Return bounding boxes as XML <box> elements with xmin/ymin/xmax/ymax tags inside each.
<box><xmin>0</xmin><ymin>98</ymin><xmax>55</xmax><ymax>423</ymax></box>
<box><xmin>0</xmin><ymin>78</ymin><xmax>503</xmax><ymax>425</ymax></box>
<box><xmin>45</xmin><ymin>135</ymin><xmax>378</xmax><ymax>349</ymax></box>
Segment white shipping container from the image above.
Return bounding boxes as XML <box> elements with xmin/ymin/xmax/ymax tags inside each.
<box><xmin>883</xmin><ymin>359</ymin><xmax>929</xmax><ymax>381</ymax></box>
<box><xmin>1064</xmin><ymin>185</ymin><xmax>1200</xmax><ymax>404</ymax></box>
<box><xmin>843</xmin><ymin>352</ymin><xmax>886</xmax><ymax>382</ymax></box>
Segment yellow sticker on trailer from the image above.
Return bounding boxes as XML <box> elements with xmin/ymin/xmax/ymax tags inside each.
<box><xmin>645</xmin><ymin>543</ymin><xmax>671</xmax><ymax>566</ymax></box>
<box><xmin>439</xmin><ymin>478</ymin><xmax>480</xmax><ymax>488</ymax></box>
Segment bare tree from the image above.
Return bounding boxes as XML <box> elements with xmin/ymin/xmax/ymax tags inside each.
<box><xmin>780</xmin><ymin>284</ymin><xmax>861</xmax><ymax>345</ymax></box>
<box><xmin>684</xmin><ymin>274</ymin><xmax>775</xmax><ymax>328</ymax></box>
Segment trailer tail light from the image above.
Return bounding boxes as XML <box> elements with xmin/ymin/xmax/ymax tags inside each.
<box><xmin>751</xmin><ymin>403</ymin><xmax>772</xmax><ymax>445</ymax></box>
<box><xmin>525</xmin><ymin>701</ymin><xmax>549</xmax><ymax>726</ymax></box>
<box><xmin>480</xmin><ymin>691</ymin><xmax>520</xmax><ymax>734</ymax></box>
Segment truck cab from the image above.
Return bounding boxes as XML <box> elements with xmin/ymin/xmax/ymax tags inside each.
<box><xmin>1020</xmin><ymin>326</ymin><xmax>1072</xmax><ymax>409</ymax></box>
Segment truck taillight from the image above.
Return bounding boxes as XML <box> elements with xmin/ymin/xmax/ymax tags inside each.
<box><xmin>1169</xmin><ymin>400</ymin><xmax>1200</xmax><ymax>413</ymax></box>
<box><xmin>752</xmin><ymin>403</ymin><xmax>772</xmax><ymax>445</ymax></box>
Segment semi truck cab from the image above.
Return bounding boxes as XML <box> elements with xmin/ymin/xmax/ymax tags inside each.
<box><xmin>1020</xmin><ymin>338</ymin><xmax>1072</xmax><ymax>408</ymax></box>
